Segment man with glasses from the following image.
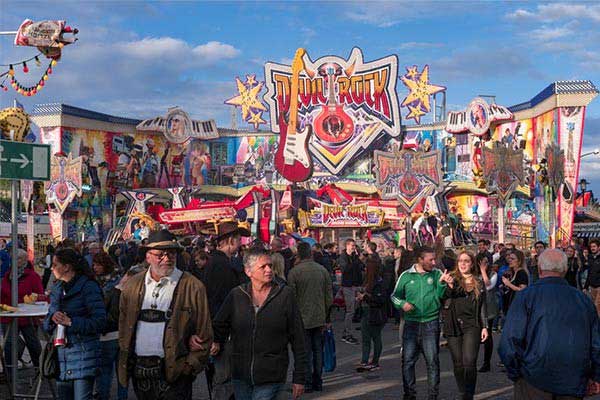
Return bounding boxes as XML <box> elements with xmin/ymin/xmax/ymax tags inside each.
<box><xmin>118</xmin><ymin>229</ymin><xmax>213</xmax><ymax>400</ymax></box>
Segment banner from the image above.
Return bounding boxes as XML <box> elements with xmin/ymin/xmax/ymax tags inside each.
<box><xmin>45</xmin><ymin>153</ymin><xmax>83</xmax><ymax>214</ymax></box>
<box><xmin>481</xmin><ymin>142</ymin><xmax>525</xmax><ymax>203</ymax></box>
<box><xmin>558</xmin><ymin>106</ymin><xmax>585</xmax><ymax>243</ymax></box>
<box><xmin>137</xmin><ymin>108</ymin><xmax>219</xmax><ymax>144</ymax></box>
<box><xmin>298</xmin><ymin>203</ymin><xmax>385</xmax><ymax>229</ymax></box>
<box><xmin>373</xmin><ymin>149</ymin><xmax>444</xmax><ymax>212</ymax></box>
<box><xmin>264</xmin><ymin>47</ymin><xmax>402</xmax><ymax>176</ymax></box>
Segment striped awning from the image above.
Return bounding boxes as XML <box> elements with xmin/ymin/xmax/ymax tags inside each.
<box><xmin>575</xmin><ymin>231</ymin><xmax>600</xmax><ymax>238</ymax></box>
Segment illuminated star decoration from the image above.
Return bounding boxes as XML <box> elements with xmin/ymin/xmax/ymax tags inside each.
<box><xmin>224</xmin><ymin>75</ymin><xmax>268</xmax><ymax>129</ymax></box>
<box><xmin>248</xmin><ymin>110</ymin><xmax>266</xmax><ymax>130</ymax></box>
<box><xmin>400</xmin><ymin>65</ymin><xmax>446</xmax><ymax>124</ymax></box>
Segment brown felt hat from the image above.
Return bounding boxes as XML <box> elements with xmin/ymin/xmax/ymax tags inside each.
<box><xmin>216</xmin><ymin>220</ymin><xmax>251</xmax><ymax>240</ymax></box>
<box><xmin>142</xmin><ymin>229</ymin><xmax>184</xmax><ymax>251</ymax></box>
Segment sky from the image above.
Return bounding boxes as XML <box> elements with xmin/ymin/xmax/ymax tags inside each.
<box><xmin>1</xmin><ymin>1</ymin><xmax>600</xmax><ymax>190</ymax></box>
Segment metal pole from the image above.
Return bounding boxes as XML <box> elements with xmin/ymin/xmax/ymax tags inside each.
<box><xmin>0</xmin><ymin>31</ymin><xmax>18</xmax><ymax>35</ymax></box>
<box><xmin>10</xmin><ymin>179</ymin><xmax>20</xmax><ymax>395</ymax></box>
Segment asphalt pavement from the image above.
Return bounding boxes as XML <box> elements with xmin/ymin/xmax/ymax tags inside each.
<box><xmin>3</xmin><ymin>309</ymin><xmax>599</xmax><ymax>399</ymax></box>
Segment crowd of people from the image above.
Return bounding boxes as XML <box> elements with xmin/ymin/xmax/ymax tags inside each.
<box><xmin>1</xmin><ymin>227</ymin><xmax>600</xmax><ymax>400</ymax></box>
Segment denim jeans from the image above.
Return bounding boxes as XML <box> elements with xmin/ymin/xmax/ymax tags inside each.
<box><xmin>402</xmin><ymin>320</ymin><xmax>440</xmax><ymax>400</ymax></box>
<box><xmin>447</xmin><ymin>327</ymin><xmax>481</xmax><ymax>399</ymax></box>
<box><xmin>1</xmin><ymin>323</ymin><xmax>42</xmax><ymax>378</ymax></box>
<box><xmin>304</xmin><ymin>327</ymin><xmax>324</xmax><ymax>390</ymax></box>
<box><xmin>361</xmin><ymin>308</ymin><xmax>383</xmax><ymax>364</ymax></box>
<box><xmin>96</xmin><ymin>339</ymin><xmax>128</xmax><ymax>400</ymax></box>
<box><xmin>56</xmin><ymin>377</ymin><xmax>95</xmax><ymax>400</ymax></box>
<box><xmin>232</xmin><ymin>379</ymin><xmax>285</xmax><ymax>400</ymax></box>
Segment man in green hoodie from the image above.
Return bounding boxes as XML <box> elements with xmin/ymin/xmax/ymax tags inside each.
<box><xmin>391</xmin><ymin>246</ymin><xmax>451</xmax><ymax>400</ymax></box>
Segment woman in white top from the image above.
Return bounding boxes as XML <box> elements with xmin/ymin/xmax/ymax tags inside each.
<box><xmin>477</xmin><ymin>253</ymin><xmax>498</xmax><ymax>373</ymax></box>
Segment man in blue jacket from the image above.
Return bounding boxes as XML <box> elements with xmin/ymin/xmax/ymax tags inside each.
<box><xmin>499</xmin><ymin>248</ymin><xmax>600</xmax><ymax>399</ymax></box>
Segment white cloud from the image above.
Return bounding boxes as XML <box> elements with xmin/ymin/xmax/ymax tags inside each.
<box><xmin>343</xmin><ymin>2</ymin><xmax>467</xmax><ymax>27</ymax></box>
<box><xmin>506</xmin><ymin>3</ymin><xmax>600</xmax><ymax>22</ymax></box>
<box><xmin>529</xmin><ymin>26</ymin><xmax>574</xmax><ymax>41</ymax></box>
<box><xmin>192</xmin><ymin>41</ymin><xmax>241</xmax><ymax>62</ymax></box>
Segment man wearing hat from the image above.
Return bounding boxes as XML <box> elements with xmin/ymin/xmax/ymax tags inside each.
<box><xmin>118</xmin><ymin>229</ymin><xmax>213</xmax><ymax>400</ymax></box>
<box><xmin>202</xmin><ymin>220</ymin><xmax>250</xmax><ymax>400</ymax></box>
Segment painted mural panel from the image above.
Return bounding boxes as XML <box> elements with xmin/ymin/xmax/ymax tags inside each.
<box><xmin>493</xmin><ymin>119</ymin><xmax>534</xmax><ymax>162</ymax></box>
<box><xmin>533</xmin><ymin>109</ymin><xmax>558</xmax><ymax>243</ymax></box>
<box><xmin>558</xmin><ymin>106</ymin><xmax>585</xmax><ymax>243</ymax></box>
<box><xmin>446</xmin><ymin>193</ymin><xmax>492</xmax><ymax>233</ymax></box>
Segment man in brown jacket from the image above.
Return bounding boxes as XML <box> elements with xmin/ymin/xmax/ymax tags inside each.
<box><xmin>118</xmin><ymin>229</ymin><xmax>213</xmax><ymax>400</ymax></box>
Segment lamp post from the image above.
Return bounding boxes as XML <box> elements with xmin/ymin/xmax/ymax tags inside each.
<box><xmin>581</xmin><ymin>149</ymin><xmax>600</xmax><ymax>159</ymax></box>
<box><xmin>579</xmin><ymin>178</ymin><xmax>588</xmax><ymax>194</ymax></box>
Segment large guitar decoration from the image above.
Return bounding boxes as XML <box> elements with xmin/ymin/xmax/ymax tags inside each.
<box><xmin>313</xmin><ymin>63</ymin><xmax>354</xmax><ymax>144</ymax></box>
<box><xmin>273</xmin><ymin>48</ymin><xmax>313</xmax><ymax>182</ymax></box>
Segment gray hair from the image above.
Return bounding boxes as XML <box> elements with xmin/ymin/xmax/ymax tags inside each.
<box><xmin>243</xmin><ymin>248</ymin><xmax>270</xmax><ymax>273</ymax></box>
<box><xmin>538</xmin><ymin>248</ymin><xmax>568</xmax><ymax>273</ymax></box>
<box><xmin>270</xmin><ymin>252</ymin><xmax>285</xmax><ymax>280</ymax></box>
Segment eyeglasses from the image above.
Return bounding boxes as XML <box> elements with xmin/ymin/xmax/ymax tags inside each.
<box><xmin>148</xmin><ymin>250</ymin><xmax>177</xmax><ymax>260</ymax></box>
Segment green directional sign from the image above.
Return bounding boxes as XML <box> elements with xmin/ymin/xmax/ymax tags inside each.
<box><xmin>0</xmin><ymin>140</ymin><xmax>51</xmax><ymax>181</ymax></box>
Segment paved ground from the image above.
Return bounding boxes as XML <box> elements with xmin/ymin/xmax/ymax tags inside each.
<box><xmin>2</xmin><ymin>309</ymin><xmax>598</xmax><ymax>399</ymax></box>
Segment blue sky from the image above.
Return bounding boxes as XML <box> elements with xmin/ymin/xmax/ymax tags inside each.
<box><xmin>1</xmin><ymin>1</ymin><xmax>600</xmax><ymax>189</ymax></box>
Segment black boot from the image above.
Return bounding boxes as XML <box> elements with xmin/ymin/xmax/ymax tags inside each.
<box><xmin>454</xmin><ymin>366</ymin><xmax>465</xmax><ymax>397</ymax></box>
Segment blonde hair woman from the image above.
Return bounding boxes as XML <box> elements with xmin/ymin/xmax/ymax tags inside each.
<box><xmin>271</xmin><ymin>252</ymin><xmax>286</xmax><ymax>285</ymax></box>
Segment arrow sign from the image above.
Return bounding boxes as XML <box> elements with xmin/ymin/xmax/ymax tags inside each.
<box><xmin>10</xmin><ymin>153</ymin><xmax>29</xmax><ymax>169</ymax></box>
<box><xmin>0</xmin><ymin>140</ymin><xmax>50</xmax><ymax>181</ymax></box>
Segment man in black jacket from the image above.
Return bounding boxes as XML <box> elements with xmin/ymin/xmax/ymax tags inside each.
<box><xmin>586</xmin><ymin>239</ymin><xmax>600</xmax><ymax>314</ymax></box>
<box><xmin>203</xmin><ymin>220</ymin><xmax>250</xmax><ymax>400</ymax></box>
<box><xmin>338</xmin><ymin>238</ymin><xmax>363</xmax><ymax>344</ymax></box>
<box><xmin>212</xmin><ymin>247</ymin><xmax>307</xmax><ymax>399</ymax></box>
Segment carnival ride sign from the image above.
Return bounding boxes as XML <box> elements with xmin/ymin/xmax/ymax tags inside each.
<box><xmin>373</xmin><ymin>149</ymin><xmax>444</xmax><ymax>212</ymax></box>
<box><xmin>137</xmin><ymin>107</ymin><xmax>219</xmax><ymax>144</ymax></box>
<box><xmin>446</xmin><ymin>98</ymin><xmax>513</xmax><ymax>135</ymax></box>
<box><xmin>481</xmin><ymin>142</ymin><xmax>524</xmax><ymax>203</ymax></box>
<box><xmin>159</xmin><ymin>204</ymin><xmax>236</xmax><ymax>224</ymax></box>
<box><xmin>45</xmin><ymin>153</ymin><xmax>83</xmax><ymax>214</ymax></box>
<box><xmin>264</xmin><ymin>47</ymin><xmax>402</xmax><ymax>176</ymax></box>
<box><xmin>299</xmin><ymin>203</ymin><xmax>385</xmax><ymax>228</ymax></box>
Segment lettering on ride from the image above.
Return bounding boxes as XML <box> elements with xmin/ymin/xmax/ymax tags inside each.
<box><xmin>273</xmin><ymin>68</ymin><xmax>392</xmax><ymax>121</ymax></box>
<box><xmin>322</xmin><ymin>204</ymin><xmax>370</xmax><ymax>226</ymax></box>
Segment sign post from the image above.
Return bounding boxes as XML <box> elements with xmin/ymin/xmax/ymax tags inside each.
<box><xmin>1</xmin><ymin>139</ymin><xmax>50</xmax><ymax>395</ymax></box>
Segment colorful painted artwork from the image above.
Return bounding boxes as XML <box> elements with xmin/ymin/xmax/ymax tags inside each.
<box><xmin>45</xmin><ymin>153</ymin><xmax>83</xmax><ymax>214</ymax></box>
<box><xmin>481</xmin><ymin>142</ymin><xmax>525</xmax><ymax>203</ymax></box>
<box><xmin>374</xmin><ymin>149</ymin><xmax>444</xmax><ymax>212</ymax></box>
<box><xmin>264</xmin><ymin>47</ymin><xmax>402</xmax><ymax>176</ymax></box>
<box><xmin>533</xmin><ymin>109</ymin><xmax>558</xmax><ymax>243</ymax></box>
<box><xmin>557</xmin><ymin>106</ymin><xmax>585</xmax><ymax>243</ymax></box>
<box><xmin>446</xmin><ymin>194</ymin><xmax>492</xmax><ymax>233</ymax></box>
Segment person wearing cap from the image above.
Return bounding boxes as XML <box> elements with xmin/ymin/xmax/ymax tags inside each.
<box><xmin>202</xmin><ymin>220</ymin><xmax>250</xmax><ymax>399</ymax></box>
<box><xmin>212</xmin><ymin>247</ymin><xmax>307</xmax><ymax>399</ymax></box>
<box><xmin>118</xmin><ymin>229</ymin><xmax>213</xmax><ymax>400</ymax></box>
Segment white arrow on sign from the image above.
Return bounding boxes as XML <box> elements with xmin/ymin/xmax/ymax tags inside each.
<box><xmin>10</xmin><ymin>153</ymin><xmax>29</xmax><ymax>169</ymax></box>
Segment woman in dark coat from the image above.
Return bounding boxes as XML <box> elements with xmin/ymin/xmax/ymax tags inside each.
<box><xmin>43</xmin><ymin>248</ymin><xmax>106</xmax><ymax>400</ymax></box>
<box><xmin>443</xmin><ymin>251</ymin><xmax>489</xmax><ymax>400</ymax></box>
